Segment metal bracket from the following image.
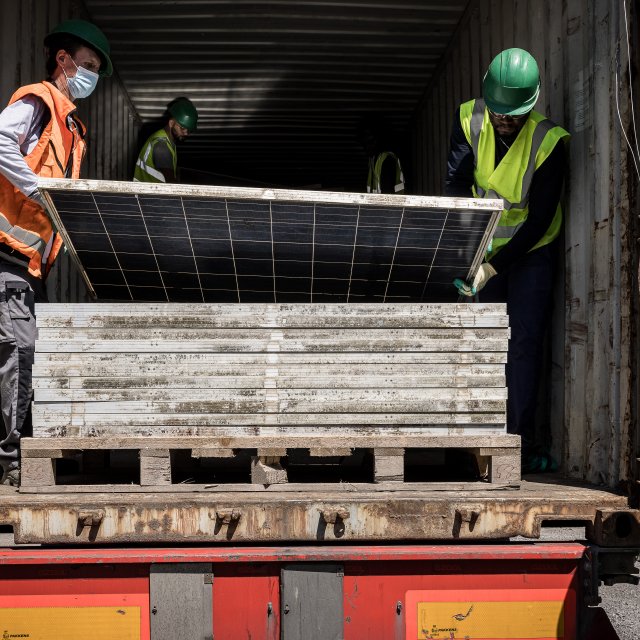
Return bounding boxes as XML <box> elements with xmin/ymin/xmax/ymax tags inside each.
<box><xmin>584</xmin><ymin>545</ymin><xmax>640</xmax><ymax>606</ymax></box>
<box><xmin>77</xmin><ymin>510</ymin><xmax>104</xmax><ymax>529</ymax></box>
<box><xmin>215</xmin><ymin>509</ymin><xmax>241</xmax><ymax>525</ymax></box>
<box><xmin>320</xmin><ymin>508</ymin><xmax>350</xmax><ymax>524</ymax></box>
<box><xmin>453</xmin><ymin>508</ymin><xmax>480</xmax><ymax>537</ymax></box>
<box><xmin>456</xmin><ymin>508</ymin><xmax>480</xmax><ymax>524</ymax></box>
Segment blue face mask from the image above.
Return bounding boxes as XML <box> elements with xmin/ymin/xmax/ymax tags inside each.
<box><xmin>63</xmin><ymin>57</ymin><xmax>99</xmax><ymax>99</ymax></box>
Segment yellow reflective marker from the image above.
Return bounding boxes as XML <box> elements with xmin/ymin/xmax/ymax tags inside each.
<box><xmin>417</xmin><ymin>600</ymin><xmax>564</xmax><ymax>639</ymax></box>
<box><xmin>0</xmin><ymin>607</ymin><xmax>140</xmax><ymax>639</ymax></box>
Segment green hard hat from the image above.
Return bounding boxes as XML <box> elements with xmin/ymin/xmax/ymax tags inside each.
<box><xmin>46</xmin><ymin>19</ymin><xmax>113</xmax><ymax>77</ymax></box>
<box><xmin>168</xmin><ymin>97</ymin><xmax>199</xmax><ymax>132</ymax></box>
<box><xmin>483</xmin><ymin>48</ymin><xmax>540</xmax><ymax>116</ymax></box>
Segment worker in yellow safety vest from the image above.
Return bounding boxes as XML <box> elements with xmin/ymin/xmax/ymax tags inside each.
<box><xmin>0</xmin><ymin>20</ymin><xmax>112</xmax><ymax>486</ymax></box>
<box><xmin>445</xmin><ymin>48</ymin><xmax>570</xmax><ymax>473</ymax></box>
<box><xmin>357</xmin><ymin>113</ymin><xmax>405</xmax><ymax>194</ymax></box>
<box><xmin>134</xmin><ymin>97</ymin><xmax>198</xmax><ymax>183</ymax></box>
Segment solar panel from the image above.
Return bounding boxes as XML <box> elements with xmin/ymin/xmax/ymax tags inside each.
<box><xmin>38</xmin><ymin>179</ymin><xmax>501</xmax><ymax>304</ymax></box>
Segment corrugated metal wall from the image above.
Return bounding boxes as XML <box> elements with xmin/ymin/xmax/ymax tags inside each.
<box><xmin>0</xmin><ymin>0</ymin><xmax>140</xmax><ymax>302</ymax></box>
<box><xmin>84</xmin><ymin>0</ymin><xmax>468</xmax><ymax>190</ymax></box>
<box><xmin>411</xmin><ymin>0</ymin><xmax>638</xmax><ymax>487</ymax></box>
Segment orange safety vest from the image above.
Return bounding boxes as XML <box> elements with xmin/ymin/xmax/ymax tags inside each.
<box><xmin>0</xmin><ymin>81</ymin><xmax>86</xmax><ymax>278</ymax></box>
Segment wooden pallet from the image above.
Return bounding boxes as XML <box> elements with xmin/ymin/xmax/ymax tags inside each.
<box><xmin>19</xmin><ymin>434</ymin><xmax>521</xmax><ymax>492</ymax></box>
<box><xmin>32</xmin><ymin>303</ymin><xmax>509</xmax><ymax>438</ymax></box>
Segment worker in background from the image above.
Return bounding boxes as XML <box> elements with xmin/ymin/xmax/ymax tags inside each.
<box><xmin>445</xmin><ymin>48</ymin><xmax>569</xmax><ymax>474</ymax></box>
<box><xmin>134</xmin><ymin>97</ymin><xmax>198</xmax><ymax>183</ymax></box>
<box><xmin>0</xmin><ymin>20</ymin><xmax>112</xmax><ymax>486</ymax></box>
<box><xmin>357</xmin><ymin>113</ymin><xmax>405</xmax><ymax>194</ymax></box>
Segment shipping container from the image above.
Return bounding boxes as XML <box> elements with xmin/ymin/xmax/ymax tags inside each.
<box><xmin>0</xmin><ymin>0</ymin><xmax>638</xmax><ymax>638</ymax></box>
<box><xmin>1</xmin><ymin>0</ymin><xmax>636</xmax><ymax>489</ymax></box>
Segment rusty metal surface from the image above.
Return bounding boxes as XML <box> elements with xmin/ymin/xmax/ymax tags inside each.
<box><xmin>0</xmin><ymin>480</ymin><xmax>633</xmax><ymax>545</ymax></box>
<box><xmin>587</xmin><ymin>509</ymin><xmax>640</xmax><ymax>547</ymax></box>
<box><xmin>0</xmin><ymin>543</ymin><xmax>590</xmax><ymax>565</ymax></box>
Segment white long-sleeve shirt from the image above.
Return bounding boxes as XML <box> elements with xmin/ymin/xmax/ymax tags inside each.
<box><xmin>0</xmin><ymin>95</ymin><xmax>49</xmax><ymax>200</ymax></box>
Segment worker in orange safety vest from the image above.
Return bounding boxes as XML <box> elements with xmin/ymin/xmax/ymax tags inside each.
<box><xmin>0</xmin><ymin>19</ymin><xmax>112</xmax><ymax>486</ymax></box>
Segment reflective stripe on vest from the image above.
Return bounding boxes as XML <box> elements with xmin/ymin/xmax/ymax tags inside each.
<box><xmin>367</xmin><ymin>151</ymin><xmax>405</xmax><ymax>194</ymax></box>
<box><xmin>134</xmin><ymin>129</ymin><xmax>177</xmax><ymax>183</ymax></box>
<box><xmin>459</xmin><ymin>98</ymin><xmax>570</xmax><ymax>258</ymax></box>
<box><xmin>0</xmin><ymin>218</ymin><xmax>44</xmax><ymax>252</ymax></box>
<box><xmin>0</xmin><ymin>82</ymin><xmax>85</xmax><ymax>278</ymax></box>
<box><xmin>469</xmin><ymin>99</ymin><xmax>485</xmax><ymax>167</ymax></box>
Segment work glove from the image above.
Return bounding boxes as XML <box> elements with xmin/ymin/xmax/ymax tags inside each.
<box><xmin>453</xmin><ymin>262</ymin><xmax>497</xmax><ymax>297</ymax></box>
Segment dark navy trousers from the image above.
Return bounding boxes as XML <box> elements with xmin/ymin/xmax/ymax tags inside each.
<box><xmin>479</xmin><ymin>244</ymin><xmax>555</xmax><ymax>454</ymax></box>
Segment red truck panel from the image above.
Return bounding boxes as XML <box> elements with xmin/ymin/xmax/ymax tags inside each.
<box><xmin>0</xmin><ymin>545</ymin><xmax>585</xmax><ymax>639</ymax></box>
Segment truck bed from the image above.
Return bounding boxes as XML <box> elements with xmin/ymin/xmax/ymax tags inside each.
<box><xmin>0</xmin><ymin>478</ymin><xmax>634</xmax><ymax>545</ymax></box>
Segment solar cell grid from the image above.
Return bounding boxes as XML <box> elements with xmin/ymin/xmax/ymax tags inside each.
<box><xmin>39</xmin><ymin>179</ymin><xmax>500</xmax><ymax>304</ymax></box>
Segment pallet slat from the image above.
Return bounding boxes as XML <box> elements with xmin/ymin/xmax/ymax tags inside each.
<box><xmin>22</xmin><ymin>434</ymin><xmax>520</xmax><ymax>451</ymax></box>
<box><xmin>18</xmin><ymin>482</ymin><xmax>520</xmax><ymax>494</ymax></box>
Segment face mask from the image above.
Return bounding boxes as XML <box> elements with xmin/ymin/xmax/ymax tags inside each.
<box><xmin>63</xmin><ymin>57</ymin><xmax>99</xmax><ymax>99</ymax></box>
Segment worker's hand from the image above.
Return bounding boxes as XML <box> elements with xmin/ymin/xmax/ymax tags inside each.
<box><xmin>471</xmin><ymin>262</ymin><xmax>497</xmax><ymax>293</ymax></box>
<box><xmin>453</xmin><ymin>278</ymin><xmax>475</xmax><ymax>297</ymax></box>
<box><xmin>453</xmin><ymin>263</ymin><xmax>497</xmax><ymax>297</ymax></box>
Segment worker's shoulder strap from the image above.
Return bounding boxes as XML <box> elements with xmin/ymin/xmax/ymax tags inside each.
<box><xmin>141</xmin><ymin>129</ymin><xmax>175</xmax><ymax>162</ymax></box>
<box><xmin>374</xmin><ymin>150</ymin><xmax>399</xmax><ymax>170</ymax></box>
<box><xmin>489</xmin><ymin>114</ymin><xmax>569</xmax><ymax>211</ymax></box>
<box><xmin>528</xmin><ymin>112</ymin><xmax>570</xmax><ymax>167</ymax></box>
<box><xmin>11</xmin><ymin>82</ymin><xmax>54</xmax><ymax>109</ymax></box>
<box><xmin>146</xmin><ymin>128</ymin><xmax>173</xmax><ymax>147</ymax></box>
<box><xmin>11</xmin><ymin>82</ymin><xmax>78</xmax><ymax>124</ymax></box>
<box><xmin>461</xmin><ymin>100</ymin><xmax>569</xmax><ymax>171</ymax></box>
<box><xmin>373</xmin><ymin>151</ymin><xmax>405</xmax><ymax>194</ymax></box>
<box><xmin>459</xmin><ymin>98</ymin><xmax>485</xmax><ymax>159</ymax></box>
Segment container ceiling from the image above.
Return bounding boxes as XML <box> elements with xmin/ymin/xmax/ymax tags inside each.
<box><xmin>86</xmin><ymin>0</ymin><xmax>468</xmax><ymax>189</ymax></box>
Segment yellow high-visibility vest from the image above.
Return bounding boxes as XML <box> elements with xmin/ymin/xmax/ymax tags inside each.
<box><xmin>459</xmin><ymin>98</ymin><xmax>570</xmax><ymax>258</ymax></box>
<box><xmin>134</xmin><ymin>128</ymin><xmax>177</xmax><ymax>183</ymax></box>
<box><xmin>367</xmin><ymin>151</ymin><xmax>405</xmax><ymax>194</ymax></box>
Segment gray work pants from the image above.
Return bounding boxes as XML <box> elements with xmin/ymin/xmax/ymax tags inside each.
<box><xmin>0</xmin><ymin>262</ymin><xmax>44</xmax><ymax>472</ymax></box>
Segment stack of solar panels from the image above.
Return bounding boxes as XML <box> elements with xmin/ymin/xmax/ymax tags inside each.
<box><xmin>31</xmin><ymin>302</ymin><xmax>509</xmax><ymax>439</ymax></box>
<box><xmin>27</xmin><ymin>180</ymin><xmax>514</xmax><ymax>482</ymax></box>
